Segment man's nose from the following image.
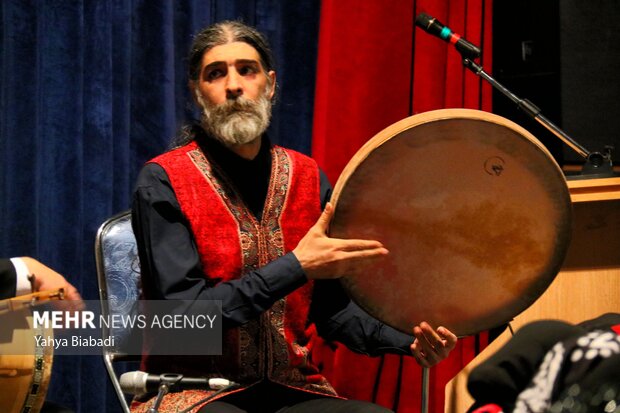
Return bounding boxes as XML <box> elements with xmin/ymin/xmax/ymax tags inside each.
<box><xmin>225</xmin><ymin>70</ymin><xmax>243</xmax><ymax>98</ymax></box>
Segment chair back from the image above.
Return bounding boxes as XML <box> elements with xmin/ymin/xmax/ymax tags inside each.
<box><xmin>95</xmin><ymin>210</ymin><xmax>141</xmax><ymax>413</ymax></box>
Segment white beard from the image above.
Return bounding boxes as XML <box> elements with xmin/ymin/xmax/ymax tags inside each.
<box><xmin>197</xmin><ymin>88</ymin><xmax>272</xmax><ymax>147</ymax></box>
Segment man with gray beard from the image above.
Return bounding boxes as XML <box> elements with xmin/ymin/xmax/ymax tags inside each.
<box><xmin>197</xmin><ymin>80</ymin><xmax>272</xmax><ymax>147</ymax></box>
<box><xmin>131</xmin><ymin>21</ymin><xmax>457</xmax><ymax>413</ymax></box>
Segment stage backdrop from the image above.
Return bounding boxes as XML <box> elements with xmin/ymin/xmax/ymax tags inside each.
<box><xmin>1</xmin><ymin>1</ymin><xmax>491</xmax><ymax>412</ymax></box>
<box><xmin>312</xmin><ymin>1</ymin><xmax>493</xmax><ymax>412</ymax></box>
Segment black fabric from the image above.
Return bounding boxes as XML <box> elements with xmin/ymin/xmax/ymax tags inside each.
<box><xmin>549</xmin><ymin>356</ymin><xmax>620</xmax><ymax>413</ymax></box>
<box><xmin>196</xmin><ymin>131</ymin><xmax>273</xmax><ymax>220</ymax></box>
<box><xmin>467</xmin><ymin>314</ymin><xmax>620</xmax><ymax>412</ymax></box>
<box><xmin>40</xmin><ymin>401</ymin><xmax>75</xmax><ymax>413</ymax></box>
<box><xmin>577</xmin><ymin>312</ymin><xmax>620</xmax><ymax>331</ymax></box>
<box><xmin>0</xmin><ymin>258</ymin><xmax>17</xmax><ymax>299</ymax></box>
<box><xmin>579</xmin><ymin>353</ymin><xmax>620</xmax><ymax>389</ymax></box>
<box><xmin>551</xmin><ymin>329</ymin><xmax>620</xmax><ymax>401</ymax></box>
<box><xmin>511</xmin><ymin>327</ymin><xmax>620</xmax><ymax>413</ymax></box>
<box><xmin>310</xmin><ymin>279</ymin><xmax>414</xmax><ymax>356</ymax></box>
<box><xmin>468</xmin><ymin>320</ymin><xmax>583</xmax><ymax>409</ymax></box>
<box><xmin>194</xmin><ymin>381</ymin><xmax>394</xmax><ymax>413</ymax></box>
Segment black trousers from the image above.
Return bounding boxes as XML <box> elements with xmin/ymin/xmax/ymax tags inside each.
<box><xmin>196</xmin><ymin>381</ymin><xmax>393</xmax><ymax>413</ymax></box>
<box><xmin>40</xmin><ymin>401</ymin><xmax>74</xmax><ymax>413</ymax></box>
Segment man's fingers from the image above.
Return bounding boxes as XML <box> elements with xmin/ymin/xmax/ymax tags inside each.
<box><xmin>411</xmin><ymin>322</ymin><xmax>459</xmax><ymax>367</ymax></box>
<box><xmin>334</xmin><ymin>239</ymin><xmax>387</xmax><ymax>253</ymax></box>
<box><xmin>294</xmin><ymin>204</ymin><xmax>389</xmax><ymax>279</ymax></box>
<box><xmin>315</xmin><ymin>202</ymin><xmax>334</xmax><ymax>232</ymax></box>
<box><xmin>63</xmin><ymin>290</ymin><xmax>85</xmax><ymax>311</ymax></box>
<box><xmin>331</xmin><ymin>245</ymin><xmax>389</xmax><ymax>269</ymax></box>
<box><xmin>65</xmin><ymin>285</ymin><xmax>84</xmax><ymax>304</ymax></box>
<box><xmin>437</xmin><ymin>326</ymin><xmax>458</xmax><ymax>349</ymax></box>
<box><xmin>413</xmin><ymin>325</ymin><xmax>437</xmax><ymax>358</ymax></box>
<box><xmin>411</xmin><ymin>339</ymin><xmax>433</xmax><ymax>368</ymax></box>
<box><xmin>342</xmin><ymin>247</ymin><xmax>389</xmax><ymax>258</ymax></box>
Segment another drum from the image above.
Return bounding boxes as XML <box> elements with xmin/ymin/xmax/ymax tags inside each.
<box><xmin>330</xmin><ymin>109</ymin><xmax>572</xmax><ymax>337</ymax></box>
<box><xmin>0</xmin><ymin>290</ymin><xmax>63</xmax><ymax>413</ymax></box>
<box><xmin>0</xmin><ymin>319</ymin><xmax>54</xmax><ymax>413</ymax></box>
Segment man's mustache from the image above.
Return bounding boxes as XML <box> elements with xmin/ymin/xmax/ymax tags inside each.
<box><xmin>215</xmin><ymin>97</ymin><xmax>257</xmax><ymax>114</ymax></box>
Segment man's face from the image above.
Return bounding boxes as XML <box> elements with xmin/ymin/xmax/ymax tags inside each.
<box><xmin>195</xmin><ymin>41</ymin><xmax>275</xmax><ymax>106</ymax></box>
<box><xmin>193</xmin><ymin>42</ymin><xmax>276</xmax><ymax>146</ymax></box>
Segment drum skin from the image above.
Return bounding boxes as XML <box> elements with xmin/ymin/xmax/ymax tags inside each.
<box><xmin>330</xmin><ymin>109</ymin><xmax>572</xmax><ymax>337</ymax></box>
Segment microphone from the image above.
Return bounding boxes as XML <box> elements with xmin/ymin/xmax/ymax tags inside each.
<box><xmin>119</xmin><ymin>371</ymin><xmax>237</xmax><ymax>395</ymax></box>
<box><xmin>415</xmin><ymin>12</ymin><xmax>481</xmax><ymax>60</ymax></box>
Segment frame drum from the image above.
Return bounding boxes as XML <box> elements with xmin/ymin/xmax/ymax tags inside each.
<box><xmin>0</xmin><ymin>294</ymin><xmax>58</xmax><ymax>413</ymax></box>
<box><xmin>330</xmin><ymin>109</ymin><xmax>572</xmax><ymax>337</ymax></box>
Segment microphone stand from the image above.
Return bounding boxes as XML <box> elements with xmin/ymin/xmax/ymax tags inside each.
<box><xmin>147</xmin><ymin>375</ymin><xmax>181</xmax><ymax>413</ymax></box>
<box><xmin>460</xmin><ymin>57</ymin><xmax>615</xmax><ymax>179</ymax></box>
<box><xmin>141</xmin><ymin>373</ymin><xmax>238</xmax><ymax>413</ymax></box>
<box><xmin>421</xmin><ymin>367</ymin><xmax>429</xmax><ymax>413</ymax></box>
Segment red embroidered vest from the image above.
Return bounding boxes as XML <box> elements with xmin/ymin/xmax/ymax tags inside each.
<box><xmin>148</xmin><ymin>140</ymin><xmax>335</xmax><ymax>397</ymax></box>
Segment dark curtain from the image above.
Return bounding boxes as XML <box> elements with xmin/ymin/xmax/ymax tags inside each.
<box><xmin>0</xmin><ymin>1</ymin><xmax>320</xmax><ymax>412</ymax></box>
<box><xmin>312</xmin><ymin>0</ymin><xmax>493</xmax><ymax>412</ymax></box>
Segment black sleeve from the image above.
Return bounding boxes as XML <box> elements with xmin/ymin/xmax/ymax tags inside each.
<box><xmin>318</xmin><ymin>169</ymin><xmax>332</xmax><ymax>209</ymax></box>
<box><xmin>311</xmin><ymin>279</ymin><xmax>413</xmax><ymax>356</ymax></box>
<box><xmin>311</xmin><ymin>171</ymin><xmax>414</xmax><ymax>356</ymax></box>
<box><xmin>131</xmin><ymin>163</ymin><xmax>308</xmax><ymax>328</ymax></box>
<box><xmin>0</xmin><ymin>258</ymin><xmax>17</xmax><ymax>299</ymax></box>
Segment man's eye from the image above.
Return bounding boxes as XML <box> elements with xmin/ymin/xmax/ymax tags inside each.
<box><xmin>238</xmin><ymin>66</ymin><xmax>258</xmax><ymax>76</ymax></box>
<box><xmin>206</xmin><ymin>69</ymin><xmax>224</xmax><ymax>80</ymax></box>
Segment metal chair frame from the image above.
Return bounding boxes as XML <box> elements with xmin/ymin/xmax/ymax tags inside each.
<box><xmin>95</xmin><ymin>210</ymin><xmax>142</xmax><ymax>413</ymax></box>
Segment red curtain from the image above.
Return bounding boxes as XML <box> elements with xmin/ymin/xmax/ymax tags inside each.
<box><xmin>311</xmin><ymin>1</ymin><xmax>493</xmax><ymax>412</ymax></box>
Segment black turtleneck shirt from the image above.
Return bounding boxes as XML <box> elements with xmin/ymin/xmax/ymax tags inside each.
<box><xmin>197</xmin><ymin>134</ymin><xmax>273</xmax><ymax>220</ymax></box>
<box><xmin>131</xmin><ymin>135</ymin><xmax>413</xmax><ymax>357</ymax></box>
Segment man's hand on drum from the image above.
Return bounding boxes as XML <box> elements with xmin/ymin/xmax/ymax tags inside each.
<box><xmin>21</xmin><ymin>257</ymin><xmax>83</xmax><ymax>305</ymax></box>
<box><xmin>410</xmin><ymin>322</ymin><xmax>458</xmax><ymax>367</ymax></box>
<box><xmin>293</xmin><ymin>202</ymin><xmax>389</xmax><ymax>280</ymax></box>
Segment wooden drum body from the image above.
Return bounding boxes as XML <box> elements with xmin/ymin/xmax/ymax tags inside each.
<box><xmin>0</xmin><ymin>297</ymin><xmax>58</xmax><ymax>413</ymax></box>
<box><xmin>330</xmin><ymin>109</ymin><xmax>572</xmax><ymax>337</ymax></box>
